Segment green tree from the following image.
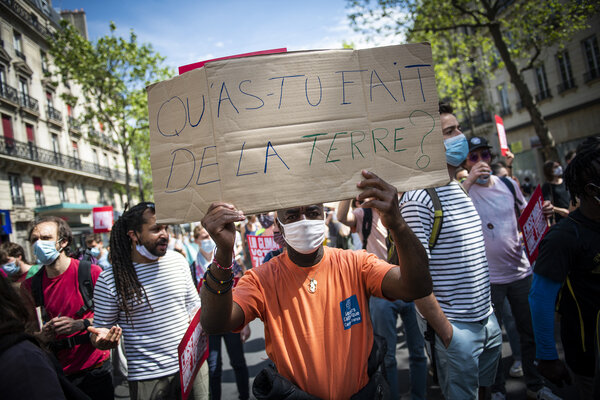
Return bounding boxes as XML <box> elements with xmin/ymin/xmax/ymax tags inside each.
<box><xmin>49</xmin><ymin>21</ymin><xmax>171</xmax><ymax>202</ymax></box>
<box><xmin>348</xmin><ymin>0</ymin><xmax>598</xmax><ymax>160</ymax></box>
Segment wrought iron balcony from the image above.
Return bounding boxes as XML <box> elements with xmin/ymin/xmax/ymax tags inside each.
<box><xmin>535</xmin><ymin>89</ymin><xmax>552</xmax><ymax>102</ymax></box>
<box><xmin>0</xmin><ymin>83</ymin><xmax>19</xmax><ymax>104</ymax></box>
<box><xmin>15</xmin><ymin>49</ymin><xmax>26</xmax><ymax>61</ymax></box>
<box><xmin>0</xmin><ymin>0</ymin><xmax>55</xmax><ymax>39</ymax></box>
<box><xmin>557</xmin><ymin>80</ymin><xmax>576</xmax><ymax>94</ymax></box>
<box><xmin>68</xmin><ymin>116</ymin><xmax>81</xmax><ymax>133</ymax></box>
<box><xmin>499</xmin><ymin>106</ymin><xmax>512</xmax><ymax>117</ymax></box>
<box><xmin>47</xmin><ymin>105</ymin><xmax>62</xmax><ymax>123</ymax></box>
<box><xmin>583</xmin><ymin>68</ymin><xmax>600</xmax><ymax>83</ymax></box>
<box><xmin>11</xmin><ymin>194</ymin><xmax>25</xmax><ymax>206</ymax></box>
<box><xmin>19</xmin><ymin>93</ymin><xmax>39</xmax><ymax>113</ymax></box>
<box><xmin>0</xmin><ymin>136</ymin><xmax>126</xmax><ymax>181</ymax></box>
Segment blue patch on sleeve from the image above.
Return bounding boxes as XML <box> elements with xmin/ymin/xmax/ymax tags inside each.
<box><xmin>340</xmin><ymin>294</ymin><xmax>362</xmax><ymax>330</ymax></box>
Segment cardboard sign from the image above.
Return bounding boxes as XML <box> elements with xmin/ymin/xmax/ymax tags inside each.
<box><xmin>518</xmin><ymin>185</ymin><xmax>549</xmax><ymax>264</ymax></box>
<box><xmin>246</xmin><ymin>235</ymin><xmax>280</xmax><ymax>268</ymax></box>
<box><xmin>179</xmin><ymin>48</ymin><xmax>287</xmax><ymax>75</ymax></box>
<box><xmin>495</xmin><ymin>115</ymin><xmax>509</xmax><ymax>156</ymax></box>
<box><xmin>178</xmin><ymin>308</ymin><xmax>209</xmax><ymax>400</ymax></box>
<box><xmin>92</xmin><ymin>206</ymin><xmax>114</xmax><ymax>233</ymax></box>
<box><xmin>147</xmin><ymin>43</ymin><xmax>449</xmax><ymax>224</ymax></box>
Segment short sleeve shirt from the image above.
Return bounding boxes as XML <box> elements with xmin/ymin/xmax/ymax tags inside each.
<box><xmin>232</xmin><ymin>247</ymin><xmax>393</xmax><ymax>399</ymax></box>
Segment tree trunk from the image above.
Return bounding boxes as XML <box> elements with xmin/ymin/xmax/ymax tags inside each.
<box><xmin>122</xmin><ymin>145</ymin><xmax>132</xmax><ymax>204</ymax></box>
<box><xmin>487</xmin><ymin>22</ymin><xmax>559</xmax><ymax>162</ymax></box>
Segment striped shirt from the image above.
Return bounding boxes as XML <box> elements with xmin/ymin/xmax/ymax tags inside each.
<box><xmin>93</xmin><ymin>250</ymin><xmax>200</xmax><ymax>380</ymax></box>
<box><xmin>400</xmin><ymin>181</ymin><xmax>493</xmax><ymax>322</ymax></box>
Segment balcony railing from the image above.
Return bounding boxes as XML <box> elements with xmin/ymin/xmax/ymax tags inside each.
<box><xmin>583</xmin><ymin>68</ymin><xmax>600</xmax><ymax>83</ymax></box>
<box><xmin>0</xmin><ymin>0</ymin><xmax>55</xmax><ymax>40</ymax></box>
<box><xmin>499</xmin><ymin>106</ymin><xmax>512</xmax><ymax>117</ymax></box>
<box><xmin>19</xmin><ymin>93</ymin><xmax>39</xmax><ymax>113</ymax></box>
<box><xmin>0</xmin><ymin>83</ymin><xmax>19</xmax><ymax>104</ymax></box>
<box><xmin>460</xmin><ymin>110</ymin><xmax>493</xmax><ymax>132</ymax></box>
<box><xmin>89</xmin><ymin>130</ymin><xmax>118</xmax><ymax>149</ymax></box>
<box><xmin>0</xmin><ymin>136</ymin><xmax>126</xmax><ymax>181</ymax></box>
<box><xmin>15</xmin><ymin>49</ymin><xmax>26</xmax><ymax>61</ymax></box>
<box><xmin>68</xmin><ymin>116</ymin><xmax>82</xmax><ymax>133</ymax></box>
<box><xmin>535</xmin><ymin>89</ymin><xmax>552</xmax><ymax>102</ymax></box>
<box><xmin>47</xmin><ymin>105</ymin><xmax>62</xmax><ymax>123</ymax></box>
<box><xmin>11</xmin><ymin>194</ymin><xmax>25</xmax><ymax>206</ymax></box>
<box><xmin>557</xmin><ymin>80</ymin><xmax>576</xmax><ymax>94</ymax></box>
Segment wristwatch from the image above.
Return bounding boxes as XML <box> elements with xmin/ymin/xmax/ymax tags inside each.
<box><xmin>81</xmin><ymin>319</ymin><xmax>91</xmax><ymax>332</ymax></box>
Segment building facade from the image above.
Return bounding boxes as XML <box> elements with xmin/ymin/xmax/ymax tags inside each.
<box><xmin>458</xmin><ymin>12</ymin><xmax>600</xmax><ymax>186</ymax></box>
<box><xmin>0</xmin><ymin>0</ymin><xmax>134</xmax><ymax>259</ymax></box>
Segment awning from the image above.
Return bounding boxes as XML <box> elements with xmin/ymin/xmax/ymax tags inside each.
<box><xmin>34</xmin><ymin>202</ymin><xmax>103</xmax><ymax>214</ymax></box>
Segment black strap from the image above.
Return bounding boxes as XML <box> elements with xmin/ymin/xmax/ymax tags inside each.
<box><xmin>424</xmin><ymin>323</ymin><xmax>439</xmax><ymax>385</ymax></box>
<box><xmin>50</xmin><ymin>333</ymin><xmax>91</xmax><ymax>351</ymax></box>
<box><xmin>499</xmin><ymin>176</ymin><xmax>523</xmax><ymax>221</ymax></box>
<box><xmin>31</xmin><ymin>266</ymin><xmax>49</xmax><ymax>323</ymax></box>
<box><xmin>75</xmin><ymin>259</ymin><xmax>94</xmax><ymax>318</ymax></box>
<box><xmin>361</xmin><ymin>208</ymin><xmax>373</xmax><ymax>250</ymax></box>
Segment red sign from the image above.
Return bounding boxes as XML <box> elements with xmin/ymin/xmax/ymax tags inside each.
<box><xmin>179</xmin><ymin>48</ymin><xmax>287</xmax><ymax>75</ymax></box>
<box><xmin>247</xmin><ymin>235</ymin><xmax>280</xmax><ymax>268</ymax></box>
<box><xmin>92</xmin><ymin>206</ymin><xmax>113</xmax><ymax>233</ymax></box>
<box><xmin>495</xmin><ymin>115</ymin><xmax>509</xmax><ymax>156</ymax></box>
<box><xmin>178</xmin><ymin>308</ymin><xmax>209</xmax><ymax>400</ymax></box>
<box><xmin>518</xmin><ymin>185</ymin><xmax>550</xmax><ymax>264</ymax></box>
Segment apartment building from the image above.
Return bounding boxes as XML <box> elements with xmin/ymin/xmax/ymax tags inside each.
<box><xmin>458</xmin><ymin>12</ymin><xmax>600</xmax><ymax>185</ymax></box>
<box><xmin>0</xmin><ymin>0</ymin><xmax>133</xmax><ymax>258</ymax></box>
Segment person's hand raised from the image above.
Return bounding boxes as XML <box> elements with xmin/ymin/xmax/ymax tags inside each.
<box><xmin>201</xmin><ymin>202</ymin><xmax>245</xmax><ymax>265</ymax></box>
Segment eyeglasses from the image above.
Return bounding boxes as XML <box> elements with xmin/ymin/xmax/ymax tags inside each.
<box><xmin>468</xmin><ymin>150</ymin><xmax>491</xmax><ymax>163</ymax></box>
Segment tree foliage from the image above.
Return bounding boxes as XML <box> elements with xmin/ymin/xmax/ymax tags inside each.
<box><xmin>49</xmin><ymin>21</ymin><xmax>172</xmax><ymax>202</ymax></box>
<box><xmin>348</xmin><ymin>0</ymin><xmax>598</xmax><ymax>160</ymax></box>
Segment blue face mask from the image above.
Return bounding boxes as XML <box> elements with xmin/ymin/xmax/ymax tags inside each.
<box><xmin>444</xmin><ymin>134</ymin><xmax>469</xmax><ymax>167</ymax></box>
<box><xmin>476</xmin><ymin>175</ymin><xmax>490</xmax><ymax>185</ymax></box>
<box><xmin>33</xmin><ymin>240</ymin><xmax>61</xmax><ymax>265</ymax></box>
<box><xmin>200</xmin><ymin>239</ymin><xmax>214</xmax><ymax>253</ymax></box>
<box><xmin>2</xmin><ymin>261</ymin><xmax>20</xmax><ymax>276</ymax></box>
<box><xmin>90</xmin><ymin>247</ymin><xmax>101</xmax><ymax>258</ymax></box>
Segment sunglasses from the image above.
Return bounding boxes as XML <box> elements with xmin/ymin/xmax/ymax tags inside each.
<box><xmin>468</xmin><ymin>150</ymin><xmax>491</xmax><ymax>163</ymax></box>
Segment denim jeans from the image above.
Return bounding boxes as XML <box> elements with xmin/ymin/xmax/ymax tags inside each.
<box><xmin>491</xmin><ymin>274</ymin><xmax>543</xmax><ymax>394</ymax></box>
<box><xmin>208</xmin><ymin>333</ymin><xmax>249</xmax><ymax>400</ymax></box>
<box><xmin>369</xmin><ymin>296</ymin><xmax>427</xmax><ymax>400</ymax></box>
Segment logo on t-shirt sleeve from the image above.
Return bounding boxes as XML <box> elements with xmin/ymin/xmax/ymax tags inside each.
<box><xmin>340</xmin><ymin>294</ymin><xmax>362</xmax><ymax>330</ymax></box>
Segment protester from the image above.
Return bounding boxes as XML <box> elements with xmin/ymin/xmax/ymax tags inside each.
<box><xmin>21</xmin><ymin>216</ymin><xmax>113</xmax><ymax>399</ymax></box>
<box><xmin>399</xmin><ymin>103</ymin><xmax>502</xmax><ymax>399</ymax></box>
<box><xmin>90</xmin><ymin>202</ymin><xmax>209</xmax><ymax>400</ymax></box>
<box><xmin>521</xmin><ymin>177</ymin><xmax>534</xmax><ymax>199</ymax></box>
<box><xmin>0</xmin><ymin>274</ymin><xmax>91</xmax><ymax>400</ymax></box>
<box><xmin>208</xmin><ymin>325</ymin><xmax>250</xmax><ymax>400</ymax></box>
<box><xmin>200</xmin><ymin>170</ymin><xmax>432</xmax><ymax>399</ymax></box>
<box><xmin>0</xmin><ymin>242</ymin><xmax>38</xmax><ymax>286</ymax></box>
<box><xmin>530</xmin><ymin>136</ymin><xmax>600</xmax><ymax>400</ymax></box>
<box><xmin>193</xmin><ymin>225</ymin><xmax>215</xmax><ymax>286</ymax></box>
<box><xmin>85</xmin><ymin>234</ymin><xmax>110</xmax><ymax>270</ymax></box>
<box><xmin>542</xmin><ymin>160</ymin><xmax>571</xmax><ymax>223</ymax></box>
<box><xmin>454</xmin><ymin>166</ymin><xmax>468</xmax><ymax>183</ymax></box>
<box><xmin>338</xmin><ymin>198</ymin><xmax>427</xmax><ymax>400</ymax></box>
<box><xmin>462</xmin><ymin>136</ymin><xmax>558</xmax><ymax>400</ymax></box>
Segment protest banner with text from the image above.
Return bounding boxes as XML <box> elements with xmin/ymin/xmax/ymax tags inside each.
<box><xmin>518</xmin><ymin>185</ymin><xmax>550</xmax><ymax>264</ymax></box>
<box><xmin>246</xmin><ymin>235</ymin><xmax>280</xmax><ymax>268</ymax></box>
<box><xmin>147</xmin><ymin>43</ymin><xmax>449</xmax><ymax>223</ymax></box>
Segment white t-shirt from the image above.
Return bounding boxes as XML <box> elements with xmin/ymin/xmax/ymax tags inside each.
<box><xmin>93</xmin><ymin>250</ymin><xmax>200</xmax><ymax>380</ymax></box>
<box><xmin>468</xmin><ymin>175</ymin><xmax>531</xmax><ymax>284</ymax></box>
<box><xmin>400</xmin><ymin>181</ymin><xmax>493</xmax><ymax>322</ymax></box>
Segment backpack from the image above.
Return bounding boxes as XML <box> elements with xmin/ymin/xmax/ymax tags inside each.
<box><xmin>31</xmin><ymin>259</ymin><xmax>94</xmax><ymax>351</ymax></box>
<box><xmin>498</xmin><ymin>176</ymin><xmax>524</xmax><ymax>221</ymax></box>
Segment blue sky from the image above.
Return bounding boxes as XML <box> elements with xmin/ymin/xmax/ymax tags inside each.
<box><xmin>53</xmin><ymin>0</ymin><xmax>398</xmax><ymax>71</ymax></box>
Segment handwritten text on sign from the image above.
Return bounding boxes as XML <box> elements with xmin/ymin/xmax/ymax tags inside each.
<box><xmin>147</xmin><ymin>44</ymin><xmax>448</xmax><ymax>224</ymax></box>
<box><xmin>518</xmin><ymin>186</ymin><xmax>550</xmax><ymax>264</ymax></box>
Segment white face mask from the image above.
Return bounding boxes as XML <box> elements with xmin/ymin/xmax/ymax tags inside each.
<box><xmin>136</xmin><ymin>244</ymin><xmax>159</xmax><ymax>261</ymax></box>
<box><xmin>278</xmin><ymin>217</ymin><xmax>326</xmax><ymax>254</ymax></box>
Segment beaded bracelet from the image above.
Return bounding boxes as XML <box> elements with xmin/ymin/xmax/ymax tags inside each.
<box><xmin>206</xmin><ymin>268</ymin><xmax>234</xmax><ymax>285</ymax></box>
<box><xmin>212</xmin><ymin>258</ymin><xmax>233</xmax><ymax>271</ymax></box>
<box><xmin>202</xmin><ymin>277</ymin><xmax>234</xmax><ymax>295</ymax></box>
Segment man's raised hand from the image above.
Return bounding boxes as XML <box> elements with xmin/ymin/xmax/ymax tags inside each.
<box><xmin>201</xmin><ymin>202</ymin><xmax>245</xmax><ymax>266</ymax></box>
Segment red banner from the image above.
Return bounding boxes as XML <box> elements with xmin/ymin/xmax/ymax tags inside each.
<box><xmin>178</xmin><ymin>308</ymin><xmax>209</xmax><ymax>400</ymax></box>
<box><xmin>518</xmin><ymin>185</ymin><xmax>550</xmax><ymax>264</ymax></box>
<box><xmin>92</xmin><ymin>206</ymin><xmax>113</xmax><ymax>233</ymax></box>
<box><xmin>247</xmin><ymin>235</ymin><xmax>280</xmax><ymax>268</ymax></box>
<box><xmin>495</xmin><ymin>114</ymin><xmax>509</xmax><ymax>156</ymax></box>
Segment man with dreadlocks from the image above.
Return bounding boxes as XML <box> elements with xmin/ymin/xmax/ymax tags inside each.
<box><xmin>529</xmin><ymin>136</ymin><xmax>600</xmax><ymax>400</ymax></box>
<box><xmin>90</xmin><ymin>202</ymin><xmax>209</xmax><ymax>400</ymax></box>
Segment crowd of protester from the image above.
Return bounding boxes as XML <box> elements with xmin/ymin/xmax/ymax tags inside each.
<box><xmin>0</xmin><ymin>103</ymin><xmax>598</xmax><ymax>400</ymax></box>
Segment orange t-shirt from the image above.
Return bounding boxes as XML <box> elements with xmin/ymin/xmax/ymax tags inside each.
<box><xmin>233</xmin><ymin>246</ymin><xmax>394</xmax><ymax>399</ymax></box>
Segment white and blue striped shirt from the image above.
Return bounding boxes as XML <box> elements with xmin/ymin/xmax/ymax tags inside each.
<box><xmin>400</xmin><ymin>181</ymin><xmax>493</xmax><ymax>322</ymax></box>
<box><xmin>93</xmin><ymin>250</ymin><xmax>200</xmax><ymax>380</ymax></box>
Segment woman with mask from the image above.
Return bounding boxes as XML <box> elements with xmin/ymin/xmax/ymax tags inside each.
<box><xmin>0</xmin><ymin>242</ymin><xmax>38</xmax><ymax>287</ymax></box>
<box><xmin>542</xmin><ymin>160</ymin><xmax>571</xmax><ymax>223</ymax></box>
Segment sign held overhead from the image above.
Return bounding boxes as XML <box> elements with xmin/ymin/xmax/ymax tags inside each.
<box><xmin>147</xmin><ymin>43</ymin><xmax>449</xmax><ymax>224</ymax></box>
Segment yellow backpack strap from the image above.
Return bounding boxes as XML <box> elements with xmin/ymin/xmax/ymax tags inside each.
<box><xmin>425</xmin><ymin>188</ymin><xmax>443</xmax><ymax>251</ymax></box>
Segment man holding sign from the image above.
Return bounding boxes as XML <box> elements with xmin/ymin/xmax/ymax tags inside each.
<box><xmin>200</xmin><ymin>170</ymin><xmax>432</xmax><ymax>399</ymax></box>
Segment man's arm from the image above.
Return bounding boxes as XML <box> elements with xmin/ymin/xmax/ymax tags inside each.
<box><xmin>356</xmin><ymin>170</ymin><xmax>432</xmax><ymax>301</ymax></box>
<box><xmin>336</xmin><ymin>199</ymin><xmax>357</xmax><ymax>228</ymax></box>
<box><xmin>200</xmin><ymin>202</ymin><xmax>247</xmax><ymax>334</ymax></box>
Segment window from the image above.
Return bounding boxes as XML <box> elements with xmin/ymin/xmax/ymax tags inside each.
<box><xmin>103</xmin><ymin>152</ymin><xmax>108</xmax><ymax>167</ymax></box>
<box><xmin>26</xmin><ymin>123</ymin><xmax>35</xmax><ymax>143</ymax></box>
<box><xmin>535</xmin><ymin>64</ymin><xmax>551</xmax><ymax>101</ymax></box>
<box><xmin>556</xmin><ymin>51</ymin><xmax>575</xmax><ymax>92</ymax></box>
<box><xmin>51</xmin><ymin>134</ymin><xmax>60</xmax><ymax>154</ymax></box>
<box><xmin>99</xmin><ymin>187</ymin><xmax>106</xmax><ymax>204</ymax></box>
<box><xmin>0</xmin><ymin>65</ymin><xmax>6</xmax><ymax>87</ymax></box>
<box><xmin>46</xmin><ymin>91</ymin><xmax>53</xmax><ymax>108</ymax></box>
<box><xmin>41</xmin><ymin>51</ymin><xmax>49</xmax><ymax>74</ymax></box>
<box><xmin>18</xmin><ymin>78</ymin><xmax>28</xmax><ymax>97</ymax></box>
<box><xmin>13</xmin><ymin>32</ymin><xmax>24</xmax><ymax>60</ymax></box>
<box><xmin>582</xmin><ymin>35</ymin><xmax>600</xmax><ymax>82</ymax></box>
<box><xmin>57</xmin><ymin>180</ymin><xmax>68</xmax><ymax>202</ymax></box>
<box><xmin>497</xmin><ymin>84</ymin><xmax>511</xmax><ymax>116</ymax></box>
<box><xmin>78</xmin><ymin>183</ymin><xmax>87</xmax><ymax>203</ymax></box>
<box><xmin>2</xmin><ymin>114</ymin><xmax>13</xmax><ymax>140</ymax></box>
<box><xmin>8</xmin><ymin>174</ymin><xmax>24</xmax><ymax>205</ymax></box>
<box><xmin>109</xmin><ymin>189</ymin><xmax>116</xmax><ymax>207</ymax></box>
<box><xmin>72</xmin><ymin>141</ymin><xmax>79</xmax><ymax>159</ymax></box>
<box><xmin>33</xmin><ymin>177</ymin><xmax>45</xmax><ymax>206</ymax></box>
